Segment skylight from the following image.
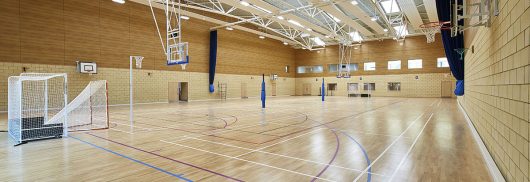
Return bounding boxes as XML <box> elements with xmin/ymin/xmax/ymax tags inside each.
<box><xmin>349</xmin><ymin>32</ymin><xmax>363</xmax><ymax>42</ymax></box>
<box><xmin>311</xmin><ymin>37</ymin><xmax>326</xmax><ymax>46</ymax></box>
<box><xmin>380</xmin><ymin>0</ymin><xmax>400</xmax><ymax>13</ymax></box>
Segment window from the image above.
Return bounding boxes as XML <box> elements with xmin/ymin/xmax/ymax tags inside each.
<box><xmin>387</xmin><ymin>60</ymin><xmax>401</xmax><ymax>70</ymax></box>
<box><xmin>408</xmin><ymin>59</ymin><xmax>422</xmax><ymax>69</ymax></box>
<box><xmin>348</xmin><ymin>83</ymin><xmax>359</xmax><ymax>92</ymax></box>
<box><xmin>388</xmin><ymin>82</ymin><xmax>401</xmax><ymax>91</ymax></box>
<box><xmin>296</xmin><ymin>65</ymin><xmax>323</xmax><ymax>73</ymax></box>
<box><xmin>364</xmin><ymin>62</ymin><xmax>376</xmax><ymax>71</ymax></box>
<box><xmin>363</xmin><ymin>83</ymin><xmax>375</xmax><ymax>91</ymax></box>
<box><xmin>437</xmin><ymin>57</ymin><xmax>449</xmax><ymax>67</ymax></box>
<box><xmin>329</xmin><ymin>64</ymin><xmax>359</xmax><ymax>72</ymax></box>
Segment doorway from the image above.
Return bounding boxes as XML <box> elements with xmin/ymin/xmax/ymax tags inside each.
<box><xmin>303</xmin><ymin>83</ymin><xmax>311</xmax><ymax>96</ymax></box>
<box><xmin>168</xmin><ymin>82</ymin><xmax>188</xmax><ymax>102</ymax></box>
<box><xmin>327</xmin><ymin>83</ymin><xmax>337</xmax><ymax>96</ymax></box>
<box><xmin>441</xmin><ymin>81</ymin><xmax>453</xmax><ymax>98</ymax></box>
<box><xmin>241</xmin><ymin>82</ymin><xmax>248</xmax><ymax>99</ymax></box>
<box><xmin>271</xmin><ymin>82</ymin><xmax>277</xmax><ymax>96</ymax></box>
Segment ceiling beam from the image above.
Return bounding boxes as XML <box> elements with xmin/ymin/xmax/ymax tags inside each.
<box><xmin>128</xmin><ymin>0</ymin><xmax>297</xmax><ymax>44</ymax></box>
<box><xmin>423</xmin><ymin>0</ymin><xmax>439</xmax><ymax>22</ymax></box>
<box><xmin>318</xmin><ymin>4</ymin><xmax>373</xmax><ymax>36</ymax></box>
<box><xmin>396</xmin><ymin>0</ymin><xmax>423</xmax><ymax>30</ymax></box>
<box><xmin>336</xmin><ymin>1</ymin><xmax>386</xmax><ymax>34</ymax></box>
<box><xmin>246</xmin><ymin>0</ymin><xmax>332</xmax><ymax>37</ymax></box>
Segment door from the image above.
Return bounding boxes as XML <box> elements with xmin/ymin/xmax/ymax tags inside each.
<box><xmin>168</xmin><ymin>82</ymin><xmax>179</xmax><ymax>103</ymax></box>
<box><xmin>271</xmin><ymin>82</ymin><xmax>277</xmax><ymax>96</ymax></box>
<box><xmin>179</xmin><ymin>82</ymin><xmax>189</xmax><ymax>101</ymax></box>
<box><xmin>327</xmin><ymin>83</ymin><xmax>337</xmax><ymax>96</ymax></box>
<box><xmin>441</xmin><ymin>81</ymin><xmax>453</xmax><ymax>98</ymax></box>
<box><xmin>241</xmin><ymin>82</ymin><xmax>248</xmax><ymax>98</ymax></box>
<box><xmin>303</xmin><ymin>83</ymin><xmax>311</xmax><ymax>96</ymax></box>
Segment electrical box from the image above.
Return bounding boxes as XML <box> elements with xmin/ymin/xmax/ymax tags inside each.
<box><xmin>77</xmin><ymin>62</ymin><xmax>97</xmax><ymax>74</ymax></box>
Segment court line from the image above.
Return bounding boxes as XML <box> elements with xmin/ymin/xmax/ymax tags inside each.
<box><xmin>233</xmin><ymin>128</ymin><xmax>326</xmax><ymax>158</ymax></box>
<box><xmin>352</xmin><ymin>112</ymin><xmax>431</xmax><ymax>182</ymax></box>
<box><xmin>310</xmin><ymin>130</ymin><xmax>340</xmax><ymax>182</ymax></box>
<box><xmin>387</xmin><ymin>113</ymin><xmax>434</xmax><ymax>181</ymax></box>
<box><xmin>340</xmin><ymin>131</ymin><xmax>372</xmax><ymax>182</ymax></box>
<box><xmin>70</xmin><ymin>135</ymin><xmax>192</xmax><ymax>182</ymax></box>
<box><xmin>181</xmin><ymin>136</ymin><xmax>385</xmax><ymax>176</ymax></box>
<box><xmin>160</xmin><ymin>139</ymin><xmax>337</xmax><ymax>182</ymax></box>
<box><xmin>86</xmin><ymin>133</ymin><xmax>244</xmax><ymax>182</ymax></box>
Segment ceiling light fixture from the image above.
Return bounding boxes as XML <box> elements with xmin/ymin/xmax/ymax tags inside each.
<box><xmin>383</xmin><ymin>28</ymin><xmax>388</xmax><ymax>32</ymax></box>
<box><xmin>240</xmin><ymin>0</ymin><xmax>250</xmax><ymax>6</ymax></box>
<box><xmin>226</xmin><ymin>27</ymin><xmax>234</xmax><ymax>31</ymax></box>
<box><xmin>277</xmin><ymin>16</ymin><xmax>285</xmax><ymax>20</ymax></box>
<box><xmin>259</xmin><ymin>35</ymin><xmax>265</xmax><ymax>39</ymax></box>
<box><xmin>307</xmin><ymin>28</ymin><xmax>312</xmax><ymax>31</ymax></box>
<box><xmin>180</xmin><ymin>15</ymin><xmax>190</xmax><ymax>20</ymax></box>
<box><xmin>287</xmin><ymin>20</ymin><xmax>304</xmax><ymax>28</ymax></box>
<box><xmin>351</xmin><ymin>0</ymin><xmax>358</xmax><ymax>5</ymax></box>
<box><xmin>371</xmin><ymin>16</ymin><xmax>378</xmax><ymax>21</ymax></box>
<box><xmin>112</xmin><ymin>0</ymin><xmax>125</xmax><ymax>4</ymax></box>
<box><xmin>283</xmin><ymin>42</ymin><xmax>288</xmax><ymax>45</ymax></box>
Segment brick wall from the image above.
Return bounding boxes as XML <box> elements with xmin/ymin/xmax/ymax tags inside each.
<box><xmin>0</xmin><ymin>62</ymin><xmax>295</xmax><ymax>111</ymax></box>
<box><xmin>458</xmin><ymin>0</ymin><xmax>530</xmax><ymax>181</ymax></box>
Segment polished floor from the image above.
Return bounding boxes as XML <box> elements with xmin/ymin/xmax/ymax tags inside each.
<box><xmin>0</xmin><ymin>96</ymin><xmax>491</xmax><ymax>181</ymax></box>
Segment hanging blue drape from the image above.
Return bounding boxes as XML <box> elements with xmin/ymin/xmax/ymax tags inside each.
<box><xmin>209</xmin><ymin>30</ymin><xmax>218</xmax><ymax>93</ymax></box>
<box><xmin>436</xmin><ymin>0</ymin><xmax>465</xmax><ymax>96</ymax></box>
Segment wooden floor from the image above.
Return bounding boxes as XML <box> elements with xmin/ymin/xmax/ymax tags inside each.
<box><xmin>0</xmin><ymin>97</ymin><xmax>492</xmax><ymax>181</ymax></box>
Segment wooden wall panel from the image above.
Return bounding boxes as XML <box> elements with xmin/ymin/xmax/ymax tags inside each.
<box><xmin>64</xmin><ymin>0</ymin><xmax>100</xmax><ymax>65</ymax></box>
<box><xmin>295</xmin><ymin>35</ymin><xmax>450</xmax><ymax>77</ymax></box>
<box><xmin>0</xmin><ymin>0</ymin><xmax>20</xmax><ymax>63</ymax></box>
<box><xmin>20</xmin><ymin>0</ymin><xmax>64</xmax><ymax>65</ymax></box>
<box><xmin>0</xmin><ymin>0</ymin><xmax>292</xmax><ymax>78</ymax></box>
<box><xmin>99</xmin><ymin>0</ymin><xmax>130</xmax><ymax>69</ymax></box>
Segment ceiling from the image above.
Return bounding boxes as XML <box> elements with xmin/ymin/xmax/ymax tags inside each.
<box><xmin>136</xmin><ymin>0</ymin><xmax>439</xmax><ymax>50</ymax></box>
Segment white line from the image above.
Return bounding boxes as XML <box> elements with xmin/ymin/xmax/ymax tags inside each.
<box><xmin>160</xmin><ymin>140</ymin><xmax>337</xmax><ymax>182</ymax></box>
<box><xmin>111</xmin><ymin>122</ymin><xmax>154</xmax><ymax>130</ymax></box>
<box><xmin>109</xmin><ymin>127</ymin><xmax>134</xmax><ymax>134</ymax></box>
<box><xmin>352</xmin><ymin>112</ymin><xmax>428</xmax><ymax>182</ymax></box>
<box><xmin>184</xmin><ymin>136</ymin><xmax>386</xmax><ymax>176</ymax></box>
<box><xmin>388</xmin><ymin>114</ymin><xmax>434</xmax><ymax>181</ymax></box>
<box><xmin>234</xmin><ymin>128</ymin><xmax>326</xmax><ymax>158</ymax></box>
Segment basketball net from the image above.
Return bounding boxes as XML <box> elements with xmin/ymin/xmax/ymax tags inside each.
<box><xmin>419</xmin><ymin>22</ymin><xmax>450</xmax><ymax>43</ymax></box>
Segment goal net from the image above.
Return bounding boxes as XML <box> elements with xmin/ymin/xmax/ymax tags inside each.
<box><xmin>46</xmin><ymin>80</ymin><xmax>109</xmax><ymax>132</ymax></box>
<box><xmin>8</xmin><ymin>73</ymin><xmax>67</xmax><ymax>145</ymax></box>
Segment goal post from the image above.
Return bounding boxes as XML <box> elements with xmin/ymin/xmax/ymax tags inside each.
<box><xmin>8</xmin><ymin>73</ymin><xmax>68</xmax><ymax>145</ymax></box>
<box><xmin>46</xmin><ymin>80</ymin><xmax>109</xmax><ymax>132</ymax></box>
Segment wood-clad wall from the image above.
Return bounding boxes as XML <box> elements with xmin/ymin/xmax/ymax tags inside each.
<box><xmin>294</xmin><ymin>35</ymin><xmax>450</xmax><ymax>77</ymax></box>
<box><xmin>0</xmin><ymin>0</ymin><xmax>296</xmax><ymax>77</ymax></box>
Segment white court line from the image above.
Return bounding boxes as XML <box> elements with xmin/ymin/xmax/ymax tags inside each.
<box><xmin>160</xmin><ymin>139</ymin><xmax>337</xmax><ymax>182</ymax></box>
<box><xmin>387</xmin><ymin>114</ymin><xmax>434</xmax><ymax>181</ymax></box>
<box><xmin>184</xmin><ymin>136</ymin><xmax>386</xmax><ymax>176</ymax></box>
<box><xmin>352</xmin><ymin>112</ymin><xmax>429</xmax><ymax>182</ymax></box>
<box><xmin>111</xmin><ymin>122</ymin><xmax>154</xmax><ymax>130</ymax></box>
<box><xmin>109</xmin><ymin>127</ymin><xmax>134</xmax><ymax>134</ymax></box>
<box><xmin>234</xmin><ymin>128</ymin><xmax>326</xmax><ymax>158</ymax></box>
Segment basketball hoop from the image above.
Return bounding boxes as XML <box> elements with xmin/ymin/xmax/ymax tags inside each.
<box><xmin>132</xmin><ymin>56</ymin><xmax>144</xmax><ymax>69</ymax></box>
<box><xmin>419</xmin><ymin>21</ymin><xmax>450</xmax><ymax>43</ymax></box>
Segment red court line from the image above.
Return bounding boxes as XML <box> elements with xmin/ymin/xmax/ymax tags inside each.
<box><xmin>311</xmin><ymin>130</ymin><xmax>340</xmax><ymax>182</ymax></box>
<box><xmin>86</xmin><ymin>133</ymin><xmax>244</xmax><ymax>182</ymax></box>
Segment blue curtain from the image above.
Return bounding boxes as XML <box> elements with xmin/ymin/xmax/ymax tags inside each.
<box><xmin>436</xmin><ymin>0</ymin><xmax>465</xmax><ymax>96</ymax></box>
<box><xmin>209</xmin><ymin>30</ymin><xmax>218</xmax><ymax>93</ymax></box>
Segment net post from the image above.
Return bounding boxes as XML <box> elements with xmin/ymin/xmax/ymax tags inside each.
<box><xmin>63</xmin><ymin>74</ymin><xmax>68</xmax><ymax>137</ymax></box>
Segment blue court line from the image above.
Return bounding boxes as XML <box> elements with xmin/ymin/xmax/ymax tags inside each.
<box><xmin>70</xmin><ymin>136</ymin><xmax>193</xmax><ymax>182</ymax></box>
<box><xmin>340</xmin><ymin>131</ymin><xmax>372</xmax><ymax>182</ymax></box>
